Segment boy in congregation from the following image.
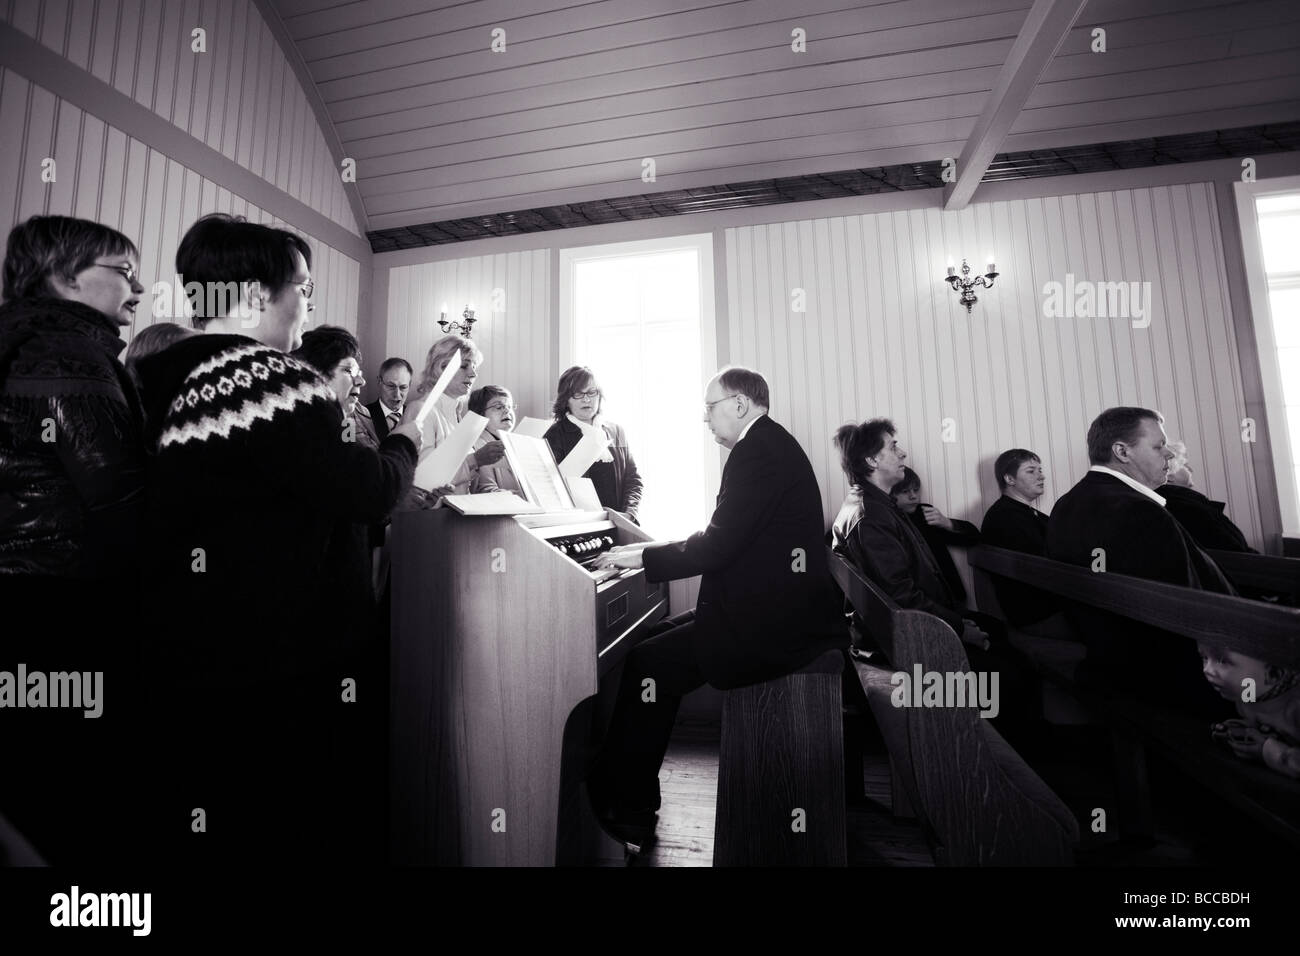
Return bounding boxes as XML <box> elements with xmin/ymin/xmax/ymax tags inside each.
<box><xmin>133</xmin><ymin>214</ymin><xmax>423</xmax><ymax>865</ymax></box>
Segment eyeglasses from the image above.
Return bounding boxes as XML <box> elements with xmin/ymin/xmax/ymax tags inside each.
<box><xmin>704</xmin><ymin>394</ymin><xmax>739</xmax><ymax>414</ymax></box>
<box><xmin>573</xmin><ymin>388</ymin><xmax>601</xmax><ymax>401</ymax></box>
<box><xmin>335</xmin><ymin>363</ymin><xmax>363</xmax><ymax>380</ymax></box>
<box><xmin>94</xmin><ymin>262</ymin><xmax>138</xmax><ymax>284</ymax></box>
<box><xmin>380</xmin><ymin>380</ymin><xmax>410</xmax><ymax>391</ymax></box>
<box><xmin>297</xmin><ymin>278</ymin><xmax>314</xmax><ymax>300</ymax></box>
<box><xmin>486</xmin><ymin>402</ymin><xmax>517</xmax><ymax>414</ymax></box>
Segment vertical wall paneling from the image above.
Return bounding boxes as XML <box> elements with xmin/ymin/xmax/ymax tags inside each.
<box><xmin>722</xmin><ymin>182</ymin><xmax>1263</xmax><ymax>555</ymax></box>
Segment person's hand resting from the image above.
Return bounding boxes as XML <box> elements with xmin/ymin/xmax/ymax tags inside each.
<box><xmin>474</xmin><ymin>440</ymin><xmax>506</xmax><ymax>467</ymax></box>
<box><xmin>418</xmin><ymin>484</ymin><xmax>457</xmax><ymax>509</ymax></box>
<box><xmin>960</xmin><ymin>619</ymin><xmax>990</xmax><ymax>650</ymax></box>
<box><xmin>1213</xmin><ymin>719</ymin><xmax>1267</xmax><ymax>762</ymax></box>
<box><xmin>921</xmin><ymin>505</ymin><xmax>954</xmax><ymax>531</ymax></box>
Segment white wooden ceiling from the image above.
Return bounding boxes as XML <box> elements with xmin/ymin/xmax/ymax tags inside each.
<box><xmin>267</xmin><ymin>0</ymin><xmax>1300</xmax><ymax>231</ymax></box>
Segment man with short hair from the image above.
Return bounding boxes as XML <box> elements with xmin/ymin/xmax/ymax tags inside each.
<box><xmin>368</xmin><ymin>357</ymin><xmax>412</xmax><ymax>441</ymax></box>
<box><xmin>134</xmin><ymin>214</ymin><xmax>423</xmax><ymax>865</ymax></box>
<box><xmin>588</xmin><ymin>366</ymin><xmax>846</xmax><ymax>848</ymax></box>
<box><xmin>1046</xmin><ymin>406</ymin><xmax>1234</xmax><ymax>712</ymax></box>
<box><xmin>981</xmin><ymin>449</ymin><xmax>1060</xmax><ymax>627</ymax></box>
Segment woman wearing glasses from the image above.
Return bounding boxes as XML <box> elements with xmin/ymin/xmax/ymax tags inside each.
<box><xmin>468</xmin><ymin>385</ymin><xmax>525</xmax><ymax>497</ymax></box>
<box><xmin>0</xmin><ymin>214</ymin><xmax>147</xmax><ymax>864</ymax></box>
<box><xmin>544</xmin><ymin>366</ymin><xmax>643</xmax><ymax>523</ymax></box>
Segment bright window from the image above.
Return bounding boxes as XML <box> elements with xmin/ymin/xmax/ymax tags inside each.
<box><xmin>559</xmin><ymin>235</ymin><xmax>717</xmax><ymax>540</ymax></box>
<box><xmin>1238</xmin><ymin>183</ymin><xmax>1300</xmax><ymax>536</ymax></box>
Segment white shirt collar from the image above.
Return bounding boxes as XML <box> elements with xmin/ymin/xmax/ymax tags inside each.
<box><xmin>379</xmin><ymin>400</ymin><xmax>401</xmax><ymax>417</ymax></box>
<box><xmin>735</xmin><ymin>413</ymin><xmax>765</xmax><ymax>446</ymax></box>
<box><xmin>1089</xmin><ymin>464</ymin><xmax>1166</xmax><ymax>506</ymax></box>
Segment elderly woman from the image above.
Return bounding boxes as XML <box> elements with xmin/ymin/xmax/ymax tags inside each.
<box><xmin>543</xmin><ymin>366</ymin><xmax>643</xmax><ymax>522</ymax></box>
<box><xmin>468</xmin><ymin>385</ymin><xmax>524</xmax><ymax>497</ymax></box>
<box><xmin>0</xmin><ymin>214</ymin><xmax>147</xmax><ymax>864</ymax></box>
<box><xmin>401</xmin><ymin>333</ymin><xmax>505</xmax><ymax>505</ymax></box>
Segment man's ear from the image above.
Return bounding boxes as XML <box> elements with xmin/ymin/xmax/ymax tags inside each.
<box><xmin>243</xmin><ymin>279</ymin><xmax>267</xmax><ymax>310</ymax></box>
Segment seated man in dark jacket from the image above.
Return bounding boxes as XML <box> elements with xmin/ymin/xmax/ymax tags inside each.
<box><xmin>831</xmin><ymin>419</ymin><xmax>991</xmax><ymax>651</ymax></box>
<box><xmin>1046</xmin><ymin>407</ymin><xmax>1235</xmax><ymax>715</ymax></box>
<box><xmin>587</xmin><ymin>367</ymin><xmax>846</xmax><ymax>847</ymax></box>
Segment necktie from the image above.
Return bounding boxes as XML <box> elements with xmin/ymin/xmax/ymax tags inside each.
<box><xmin>387</xmin><ymin>409</ymin><xmax>401</xmax><ymax>431</ymax></box>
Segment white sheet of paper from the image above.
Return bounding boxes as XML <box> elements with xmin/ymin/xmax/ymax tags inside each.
<box><xmin>558</xmin><ymin>426</ymin><xmax>609</xmax><ymax>477</ymax></box>
<box><xmin>563</xmin><ymin>475</ymin><xmax>603</xmax><ymax>512</ymax></box>
<box><xmin>443</xmin><ymin>492</ymin><xmax>541</xmax><ymax>516</ymax></box>
<box><xmin>513</xmin><ymin>417</ymin><xmax>551</xmax><ymax>440</ymax></box>
<box><xmin>413</xmin><ymin>411</ymin><xmax>486</xmax><ymax>491</ymax></box>
<box><xmin>501</xmin><ymin>432</ymin><xmax>574</xmax><ymax>512</ymax></box>
<box><xmin>412</xmin><ymin>349</ymin><xmax>462</xmax><ymax>431</ymax></box>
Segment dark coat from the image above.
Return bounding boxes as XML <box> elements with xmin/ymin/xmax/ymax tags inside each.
<box><xmin>980</xmin><ymin>495</ymin><xmax>1059</xmax><ymax>626</ymax></box>
<box><xmin>1160</xmin><ymin>483</ymin><xmax>1256</xmax><ymax>554</ymax></box>
<box><xmin>1045</xmin><ymin>469</ymin><xmax>1234</xmax><ymax>715</ymax></box>
<box><xmin>543</xmin><ymin>416</ymin><xmax>643</xmax><ymax>521</ymax></box>
<box><xmin>0</xmin><ymin>296</ymin><xmax>145</xmax><ymax>580</ymax></box>
<box><xmin>832</xmin><ymin>481</ymin><xmax>965</xmax><ymax>636</ymax></box>
<box><xmin>642</xmin><ymin>415</ymin><xmax>846</xmax><ymax>689</ymax></box>
<box><xmin>907</xmin><ymin>504</ymin><xmax>979</xmax><ymax>603</ymax></box>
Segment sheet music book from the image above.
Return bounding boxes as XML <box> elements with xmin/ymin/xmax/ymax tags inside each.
<box><xmin>443</xmin><ymin>492</ymin><xmax>542</xmax><ymax>516</ymax></box>
<box><xmin>513</xmin><ymin>417</ymin><xmax>551</xmax><ymax>440</ymax></box>
<box><xmin>500</xmin><ymin>432</ymin><xmax>574</xmax><ymax>512</ymax></box>
<box><xmin>562</xmin><ymin>475</ymin><xmax>603</xmax><ymax>511</ymax></box>
<box><xmin>413</xmin><ymin>411</ymin><xmax>487</xmax><ymax>491</ymax></box>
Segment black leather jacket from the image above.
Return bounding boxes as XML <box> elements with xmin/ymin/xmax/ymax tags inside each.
<box><xmin>0</xmin><ymin>297</ymin><xmax>145</xmax><ymax>578</ymax></box>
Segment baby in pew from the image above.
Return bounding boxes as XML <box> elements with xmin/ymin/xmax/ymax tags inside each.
<box><xmin>1198</xmin><ymin>642</ymin><xmax>1300</xmax><ymax>779</ymax></box>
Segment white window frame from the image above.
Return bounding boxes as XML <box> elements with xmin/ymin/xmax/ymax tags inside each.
<box><xmin>1235</xmin><ymin>175</ymin><xmax>1300</xmax><ymax>536</ymax></box>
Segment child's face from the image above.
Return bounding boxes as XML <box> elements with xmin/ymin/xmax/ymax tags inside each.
<box><xmin>1199</xmin><ymin>645</ymin><xmax>1269</xmax><ymax>701</ymax></box>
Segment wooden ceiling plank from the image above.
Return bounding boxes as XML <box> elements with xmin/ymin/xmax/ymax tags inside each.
<box><xmin>348</xmin><ymin>65</ymin><xmax>1001</xmax><ymax>163</ymax></box>
<box><xmin>321</xmin><ymin>12</ymin><xmax>1026</xmax><ymax>114</ymax></box>
<box><xmin>943</xmin><ymin>0</ymin><xmax>1088</xmax><ymax>210</ymax></box>
<box><xmin>361</xmin><ymin>120</ymin><xmax>975</xmax><ymax>210</ymax></box>
<box><xmin>335</xmin><ymin>39</ymin><xmax>1013</xmax><ymax>142</ymax></box>
<box><xmin>355</xmin><ymin>93</ymin><xmax>987</xmax><ymax>187</ymax></box>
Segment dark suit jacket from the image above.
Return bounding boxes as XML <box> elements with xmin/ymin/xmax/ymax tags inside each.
<box><xmin>980</xmin><ymin>495</ymin><xmax>1059</xmax><ymax>626</ymax></box>
<box><xmin>832</xmin><ymin>482</ymin><xmax>965</xmax><ymax>636</ymax></box>
<box><xmin>1046</xmin><ymin>469</ymin><xmax>1235</xmax><ymax>714</ymax></box>
<box><xmin>366</xmin><ymin>400</ymin><xmax>399</xmax><ymax>442</ymax></box>
<box><xmin>544</xmin><ymin>417</ymin><xmax>643</xmax><ymax>522</ymax></box>
<box><xmin>641</xmin><ymin>415</ymin><xmax>846</xmax><ymax>689</ymax></box>
<box><xmin>1160</xmin><ymin>484</ymin><xmax>1255</xmax><ymax>554</ymax></box>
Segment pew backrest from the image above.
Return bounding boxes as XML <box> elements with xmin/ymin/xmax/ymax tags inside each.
<box><xmin>967</xmin><ymin>546</ymin><xmax>1300</xmax><ymax>667</ymax></box>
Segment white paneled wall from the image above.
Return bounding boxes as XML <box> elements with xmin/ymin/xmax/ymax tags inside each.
<box><xmin>385</xmin><ymin>251</ymin><xmax>552</xmax><ymax>418</ymax></box>
<box><xmin>1</xmin><ymin>0</ymin><xmax>360</xmax><ymax>237</ymax></box>
<box><xmin>0</xmin><ymin>67</ymin><xmax>360</xmax><ymax>338</ymax></box>
<box><xmin>725</xmin><ymin>182</ymin><xmax>1263</xmax><ymax>554</ymax></box>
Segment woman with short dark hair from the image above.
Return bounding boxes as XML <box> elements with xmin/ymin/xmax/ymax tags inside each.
<box><xmin>0</xmin><ymin>214</ymin><xmax>148</xmax><ymax>865</ymax></box>
<box><xmin>543</xmin><ymin>366</ymin><xmax>643</xmax><ymax>521</ymax></box>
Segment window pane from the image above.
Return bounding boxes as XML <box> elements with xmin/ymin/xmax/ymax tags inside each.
<box><xmin>1269</xmin><ymin>287</ymin><xmax>1300</xmax><ymax>348</ymax></box>
<box><xmin>1258</xmin><ymin>212</ymin><xmax>1300</xmax><ymax>275</ymax></box>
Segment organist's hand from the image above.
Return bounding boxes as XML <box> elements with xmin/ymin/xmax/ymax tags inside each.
<box><xmin>593</xmin><ymin>544</ymin><xmax>645</xmax><ymax>570</ymax></box>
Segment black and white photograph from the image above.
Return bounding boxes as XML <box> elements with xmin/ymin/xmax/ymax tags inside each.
<box><xmin>0</xmin><ymin>0</ymin><xmax>1297</xmax><ymax>939</ymax></box>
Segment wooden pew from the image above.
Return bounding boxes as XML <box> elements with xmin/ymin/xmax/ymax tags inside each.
<box><xmin>1208</xmin><ymin>549</ymin><xmax>1300</xmax><ymax>604</ymax></box>
<box><xmin>968</xmin><ymin>545</ymin><xmax>1300</xmax><ymax>849</ymax></box>
<box><xmin>713</xmin><ymin>649</ymin><xmax>847</xmax><ymax>866</ymax></box>
<box><xmin>828</xmin><ymin>550</ymin><xmax>1080</xmax><ymax>866</ymax></box>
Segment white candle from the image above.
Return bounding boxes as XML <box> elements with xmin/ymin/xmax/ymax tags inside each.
<box><xmin>946</xmin><ymin>258</ymin><xmax>955</xmax><ymax>277</ymax></box>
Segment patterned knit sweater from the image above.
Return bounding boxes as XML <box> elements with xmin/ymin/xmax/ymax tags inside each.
<box><xmin>135</xmin><ymin>333</ymin><xmax>416</xmax><ymax>684</ymax></box>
